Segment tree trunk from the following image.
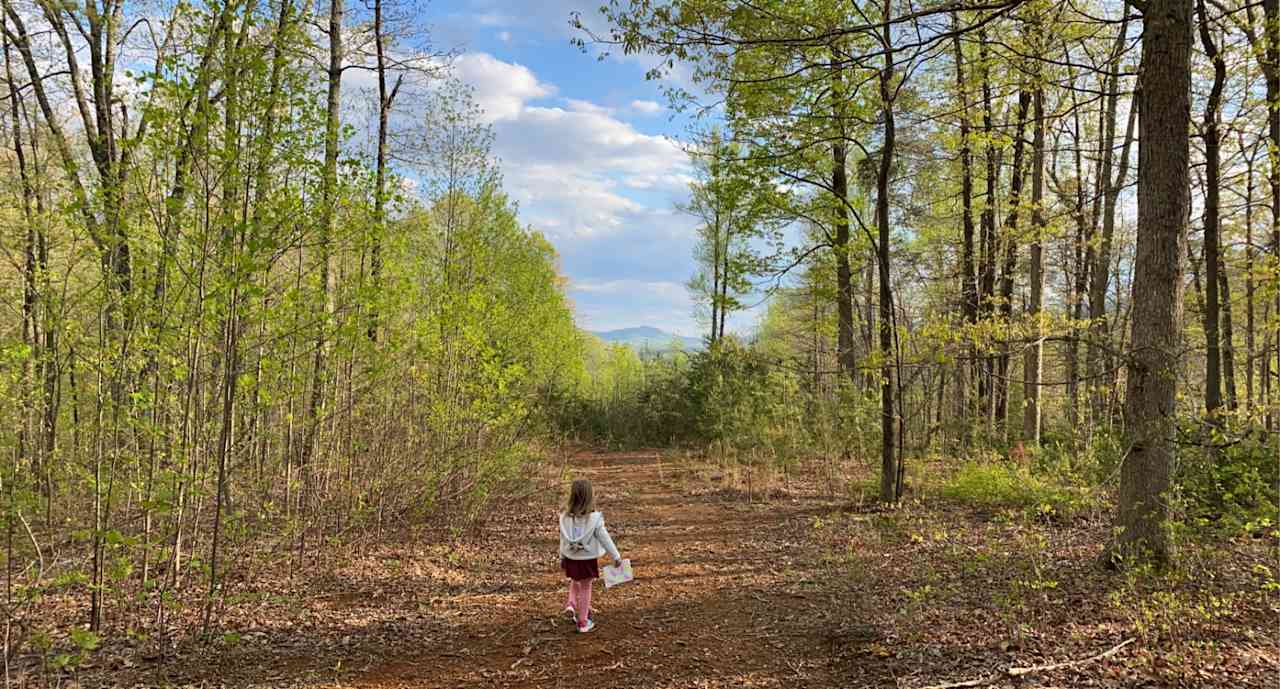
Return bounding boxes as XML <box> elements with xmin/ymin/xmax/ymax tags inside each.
<box><xmin>997</xmin><ymin>90</ymin><xmax>1032</xmax><ymax>431</ymax></box>
<box><xmin>1023</xmin><ymin>79</ymin><xmax>1046</xmax><ymax>446</ymax></box>
<box><xmin>1088</xmin><ymin>16</ymin><xmax>1136</xmax><ymax>423</ymax></box>
<box><xmin>877</xmin><ymin>0</ymin><xmax>898</xmax><ymax>503</ymax></box>
<box><xmin>833</xmin><ymin>140</ymin><xmax>857</xmax><ymax>383</ymax></box>
<box><xmin>1067</xmin><ymin>91</ymin><xmax>1089</xmax><ymax>434</ymax></box>
<box><xmin>832</xmin><ymin>57</ymin><xmax>857</xmax><ymax>383</ymax></box>
<box><xmin>952</xmin><ymin>26</ymin><xmax>979</xmax><ymax>439</ymax></box>
<box><xmin>302</xmin><ymin>0</ymin><xmax>344</xmax><ymax>475</ymax></box>
<box><xmin>978</xmin><ymin>28</ymin><xmax>998</xmax><ymax>425</ymax></box>
<box><xmin>1265</xmin><ymin>0</ymin><xmax>1280</xmax><ymax>433</ymax></box>
<box><xmin>1220</xmin><ymin>254</ymin><xmax>1238</xmax><ymax>411</ymax></box>
<box><xmin>1242</xmin><ymin>137</ymin><xmax>1256</xmax><ymax>408</ymax></box>
<box><xmin>370</xmin><ymin>0</ymin><xmax>401</xmax><ymax>342</ymax></box>
<box><xmin>719</xmin><ymin>231</ymin><xmax>730</xmax><ymax>340</ymax></box>
<box><xmin>1112</xmin><ymin>0</ymin><xmax>1191</xmax><ymax>568</ymax></box>
<box><xmin>1197</xmin><ymin>0</ymin><xmax>1225</xmax><ymax>417</ymax></box>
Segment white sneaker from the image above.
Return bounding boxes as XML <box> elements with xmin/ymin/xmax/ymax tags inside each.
<box><xmin>563</xmin><ymin>606</ymin><xmax>576</xmax><ymax>623</ymax></box>
<box><xmin>577</xmin><ymin>619</ymin><xmax>595</xmax><ymax>634</ymax></box>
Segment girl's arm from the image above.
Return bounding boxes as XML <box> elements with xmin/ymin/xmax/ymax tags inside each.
<box><xmin>596</xmin><ymin>517</ymin><xmax>622</xmax><ymax>562</ymax></box>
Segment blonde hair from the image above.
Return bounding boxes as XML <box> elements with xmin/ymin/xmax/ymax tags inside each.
<box><xmin>565</xmin><ymin>479</ymin><xmax>594</xmax><ymax>517</ymax></box>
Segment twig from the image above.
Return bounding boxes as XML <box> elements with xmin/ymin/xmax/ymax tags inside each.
<box><xmin>916</xmin><ymin>638</ymin><xmax>1136</xmax><ymax>689</ymax></box>
<box><xmin>1008</xmin><ymin>638</ymin><xmax>1135</xmax><ymax>676</ymax></box>
<box><xmin>16</xmin><ymin>510</ymin><xmax>43</xmax><ymax>581</ymax></box>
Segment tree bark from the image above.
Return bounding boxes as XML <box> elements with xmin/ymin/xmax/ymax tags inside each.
<box><xmin>1265</xmin><ymin>0</ymin><xmax>1280</xmax><ymax>433</ymax></box>
<box><xmin>997</xmin><ymin>90</ymin><xmax>1032</xmax><ymax>431</ymax></box>
<box><xmin>978</xmin><ymin>28</ymin><xmax>998</xmax><ymax>425</ymax></box>
<box><xmin>1241</xmin><ymin>136</ymin><xmax>1257</xmax><ymax>408</ymax></box>
<box><xmin>1220</xmin><ymin>254</ymin><xmax>1238</xmax><ymax>411</ymax></box>
<box><xmin>877</xmin><ymin>0</ymin><xmax>898</xmax><ymax>503</ymax></box>
<box><xmin>370</xmin><ymin>0</ymin><xmax>402</xmax><ymax>342</ymax></box>
<box><xmin>833</xmin><ymin>61</ymin><xmax>857</xmax><ymax>383</ymax></box>
<box><xmin>952</xmin><ymin>26</ymin><xmax>979</xmax><ymax>439</ymax></box>
<box><xmin>302</xmin><ymin>0</ymin><xmax>344</xmax><ymax>474</ymax></box>
<box><xmin>1113</xmin><ymin>0</ymin><xmax>1192</xmax><ymax>568</ymax></box>
<box><xmin>1196</xmin><ymin>0</ymin><xmax>1225</xmax><ymax>417</ymax></box>
<box><xmin>1023</xmin><ymin>77</ymin><xmax>1046</xmax><ymax>446</ymax></box>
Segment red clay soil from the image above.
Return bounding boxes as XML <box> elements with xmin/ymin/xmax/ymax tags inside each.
<box><xmin>65</xmin><ymin>449</ymin><xmax>1278</xmax><ymax>688</ymax></box>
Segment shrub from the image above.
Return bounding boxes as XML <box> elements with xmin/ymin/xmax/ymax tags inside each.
<box><xmin>939</xmin><ymin>462</ymin><xmax>1093</xmax><ymax>519</ymax></box>
<box><xmin>1176</xmin><ymin>437</ymin><xmax>1279</xmax><ymax>537</ymax></box>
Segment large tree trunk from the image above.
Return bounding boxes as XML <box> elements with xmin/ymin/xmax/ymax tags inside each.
<box><xmin>1197</xmin><ymin>0</ymin><xmax>1225</xmax><ymax>417</ymax></box>
<box><xmin>1113</xmin><ymin>0</ymin><xmax>1192</xmax><ymax>568</ymax></box>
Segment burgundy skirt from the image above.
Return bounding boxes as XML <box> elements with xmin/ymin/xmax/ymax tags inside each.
<box><xmin>561</xmin><ymin>556</ymin><xmax>599</xmax><ymax>581</ymax></box>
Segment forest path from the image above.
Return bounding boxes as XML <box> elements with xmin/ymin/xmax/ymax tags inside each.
<box><xmin>350</xmin><ymin>449</ymin><xmax>855</xmax><ymax>689</ymax></box>
<box><xmin>108</xmin><ymin>448</ymin><xmax>1274</xmax><ymax>688</ymax></box>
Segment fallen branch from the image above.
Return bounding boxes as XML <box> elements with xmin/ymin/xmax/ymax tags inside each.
<box><xmin>916</xmin><ymin>638</ymin><xmax>1136</xmax><ymax>689</ymax></box>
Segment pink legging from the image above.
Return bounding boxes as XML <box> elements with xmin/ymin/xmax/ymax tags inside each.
<box><xmin>565</xmin><ymin>578</ymin><xmax>593</xmax><ymax>627</ymax></box>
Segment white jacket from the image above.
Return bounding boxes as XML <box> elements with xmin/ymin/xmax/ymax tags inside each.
<box><xmin>559</xmin><ymin>511</ymin><xmax>621</xmax><ymax>561</ymax></box>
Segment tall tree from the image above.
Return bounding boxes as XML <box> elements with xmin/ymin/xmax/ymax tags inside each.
<box><xmin>302</xmin><ymin>0</ymin><xmax>346</xmax><ymax>475</ymax></box>
<box><xmin>1266</xmin><ymin>0</ymin><xmax>1280</xmax><ymax>433</ymax></box>
<box><xmin>1087</xmin><ymin>14</ymin><xmax>1135</xmax><ymax>424</ymax></box>
<box><xmin>875</xmin><ymin>0</ymin><xmax>899</xmax><ymax>503</ymax></box>
<box><xmin>832</xmin><ymin>61</ymin><xmax>859</xmax><ymax>382</ymax></box>
<box><xmin>1023</xmin><ymin>46</ymin><xmax>1047</xmax><ymax>446</ymax></box>
<box><xmin>996</xmin><ymin>89</ymin><xmax>1032</xmax><ymax>430</ymax></box>
<box><xmin>952</xmin><ymin>24</ymin><xmax>980</xmax><ymax>439</ymax></box>
<box><xmin>1112</xmin><ymin>0</ymin><xmax>1192</xmax><ymax>567</ymax></box>
<box><xmin>1197</xmin><ymin>0</ymin><xmax>1225</xmax><ymax>418</ymax></box>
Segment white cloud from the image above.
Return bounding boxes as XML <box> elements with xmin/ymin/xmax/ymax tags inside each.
<box><xmin>497</xmin><ymin>30</ymin><xmax>512</xmax><ymax>42</ymax></box>
<box><xmin>571</xmin><ymin>279</ymin><xmax>686</xmax><ymax>298</ymax></box>
<box><xmin>475</xmin><ymin>12</ymin><xmax>513</xmax><ymax>26</ymax></box>
<box><xmin>630</xmin><ymin>99</ymin><xmax>662</xmax><ymax>115</ymax></box>
<box><xmin>450</xmin><ymin>51</ymin><xmax>708</xmax><ymax>333</ymax></box>
<box><xmin>498</xmin><ymin>106</ymin><xmax>685</xmax><ymax>177</ymax></box>
<box><xmin>565</xmin><ymin>99</ymin><xmax>615</xmax><ymax>116</ymax></box>
<box><xmin>453</xmin><ymin>53</ymin><xmax>554</xmax><ymax>122</ymax></box>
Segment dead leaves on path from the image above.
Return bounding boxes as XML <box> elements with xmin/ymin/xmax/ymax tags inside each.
<box><xmin>47</xmin><ymin>450</ymin><xmax>1280</xmax><ymax>688</ymax></box>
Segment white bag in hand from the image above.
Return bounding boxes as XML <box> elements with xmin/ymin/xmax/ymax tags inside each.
<box><xmin>602</xmin><ymin>559</ymin><xmax>634</xmax><ymax>588</ymax></box>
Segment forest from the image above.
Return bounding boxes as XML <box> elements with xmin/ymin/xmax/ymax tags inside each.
<box><xmin>0</xmin><ymin>0</ymin><xmax>1276</xmax><ymax>687</ymax></box>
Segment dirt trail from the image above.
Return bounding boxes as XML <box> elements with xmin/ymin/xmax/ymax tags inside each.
<box><xmin>352</xmin><ymin>449</ymin><xmax>850</xmax><ymax>689</ymax></box>
<box><xmin>77</xmin><ymin>448</ymin><xmax>1275</xmax><ymax>688</ymax></box>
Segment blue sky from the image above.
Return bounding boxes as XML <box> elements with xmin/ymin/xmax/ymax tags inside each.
<box><xmin>424</xmin><ymin>0</ymin><xmax>749</xmax><ymax>337</ymax></box>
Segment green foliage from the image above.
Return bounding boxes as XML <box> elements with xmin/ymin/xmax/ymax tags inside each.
<box><xmin>939</xmin><ymin>461</ymin><xmax>1093</xmax><ymax>519</ymax></box>
<box><xmin>566</xmin><ymin>336</ymin><xmax>810</xmax><ymax>464</ymax></box>
<box><xmin>1176</xmin><ymin>438</ymin><xmax>1279</xmax><ymax>537</ymax></box>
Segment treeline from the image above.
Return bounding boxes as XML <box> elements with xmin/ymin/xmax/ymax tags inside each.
<box><xmin>0</xmin><ymin>0</ymin><xmax>583</xmax><ymax>656</ymax></box>
<box><xmin>578</xmin><ymin>0</ymin><xmax>1279</xmax><ymax>564</ymax></box>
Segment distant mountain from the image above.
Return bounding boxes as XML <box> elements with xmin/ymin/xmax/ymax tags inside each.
<box><xmin>590</xmin><ymin>326</ymin><xmax>703</xmax><ymax>352</ymax></box>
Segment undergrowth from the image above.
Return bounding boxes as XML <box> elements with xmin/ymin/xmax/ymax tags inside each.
<box><xmin>937</xmin><ymin>461</ymin><xmax>1097</xmax><ymax>520</ymax></box>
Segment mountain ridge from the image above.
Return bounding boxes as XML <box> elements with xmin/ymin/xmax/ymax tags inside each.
<box><xmin>589</xmin><ymin>326</ymin><xmax>702</xmax><ymax>351</ymax></box>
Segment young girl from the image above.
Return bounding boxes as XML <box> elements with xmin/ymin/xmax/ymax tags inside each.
<box><xmin>558</xmin><ymin>479</ymin><xmax>623</xmax><ymax>633</ymax></box>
